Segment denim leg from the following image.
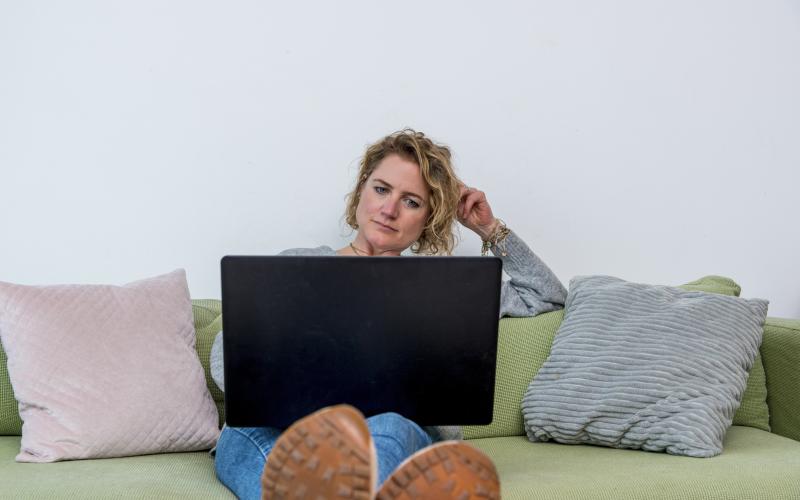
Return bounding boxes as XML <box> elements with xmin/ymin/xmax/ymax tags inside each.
<box><xmin>366</xmin><ymin>413</ymin><xmax>433</xmax><ymax>486</ymax></box>
<box><xmin>214</xmin><ymin>426</ymin><xmax>283</xmax><ymax>500</ymax></box>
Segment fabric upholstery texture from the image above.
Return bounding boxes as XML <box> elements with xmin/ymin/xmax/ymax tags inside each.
<box><xmin>677</xmin><ymin>277</ymin><xmax>770</xmax><ymax>431</ymax></box>
<box><xmin>0</xmin><ymin>270</ymin><xmax>220</xmax><ymax>462</ymax></box>
<box><xmin>192</xmin><ymin>300</ymin><xmax>225</xmax><ymax>427</ymax></box>
<box><xmin>1</xmin><ymin>275</ymin><xmax>771</xmax><ymax>443</ymax></box>
<box><xmin>676</xmin><ymin>275</ymin><xmax>741</xmax><ymax>296</ymax></box>
<box><xmin>469</xmin><ymin>426</ymin><xmax>800</xmax><ymax>500</ymax></box>
<box><xmin>0</xmin><ymin>436</ymin><xmax>235</xmax><ymax>499</ymax></box>
<box><xmin>1</xmin><ymin>299</ymin><xmax>225</xmax><ymax>435</ymax></box>
<box><xmin>731</xmin><ymin>353</ymin><xmax>770</xmax><ymax>430</ymax></box>
<box><xmin>463</xmin><ymin>311</ymin><xmax>564</xmax><ymax>439</ymax></box>
<box><xmin>0</xmin><ymin>284</ymin><xmax>796</xmax><ymax>498</ymax></box>
<box><xmin>521</xmin><ymin>275</ymin><xmax>768</xmax><ymax>457</ymax></box>
<box><xmin>762</xmin><ymin>317</ymin><xmax>800</xmax><ymax>442</ymax></box>
<box><xmin>0</xmin><ymin>337</ymin><xmax>21</xmax><ymax>435</ymax></box>
<box><xmin>464</xmin><ymin>276</ymin><xmax>770</xmax><ymax>439</ymax></box>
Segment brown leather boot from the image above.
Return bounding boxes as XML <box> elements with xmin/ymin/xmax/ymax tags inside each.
<box><xmin>260</xmin><ymin>404</ymin><xmax>376</xmax><ymax>500</ymax></box>
<box><xmin>376</xmin><ymin>441</ymin><xmax>500</xmax><ymax>500</ymax></box>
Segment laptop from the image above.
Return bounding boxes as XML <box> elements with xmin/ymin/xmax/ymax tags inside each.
<box><xmin>220</xmin><ymin>255</ymin><xmax>502</xmax><ymax>429</ymax></box>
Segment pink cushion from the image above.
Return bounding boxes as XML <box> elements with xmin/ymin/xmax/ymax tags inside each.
<box><xmin>0</xmin><ymin>270</ymin><xmax>220</xmax><ymax>462</ymax></box>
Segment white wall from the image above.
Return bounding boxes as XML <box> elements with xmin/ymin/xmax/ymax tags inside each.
<box><xmin>2</xmin><ymin>1</ymin><xmax>798</xmax><ymax>317</ymax></box>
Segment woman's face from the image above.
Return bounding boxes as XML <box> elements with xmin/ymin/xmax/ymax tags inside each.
<box><xmin>354</xmin><ymin>154</ymin><xmax>431</xmax><ymax>255</ymax></box>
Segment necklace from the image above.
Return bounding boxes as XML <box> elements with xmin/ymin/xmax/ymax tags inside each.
<box><xmin>349</xmin><ymin>243</ymin><xmax>369</xmax><ymax>256</ymax></box>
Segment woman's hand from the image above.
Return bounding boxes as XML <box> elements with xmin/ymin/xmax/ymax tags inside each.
<box><xmin>457</xmin><ymin>183</ymin><xmax>499</xmax><ymax>241</ymax></box>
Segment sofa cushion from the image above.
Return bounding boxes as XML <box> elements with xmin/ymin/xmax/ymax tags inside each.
<box><xmin>675</xmin><ymin>276</ymin><xmax>770</xmax><ymax>431</ymax></box>
<box><xmin>469</xmin><ymin>426</ymin><xmax>800</xmax><ymax>499</ymax></box>
<box><xmin>521</xmin><ymin>275</ymin><xmax>768</xmax><ymax>457</ymax></box>
<box><xmin>762</xmin><ymin>317</ymin><xmax>800</xmax><ymax>442</ymax></box>
<box><xmin>0</xmin><ymin>339</ymin><xmax>20</xmax><ymax>436</ymax></box>
<box><xmin>1</xmin><ymin>427</ymin><xmax>797</xmax><ymax>499</ymax></box>
<box><xmin>0</xmin><ymin>436</ymin><xmax>235</xmax><ymax>499</ymax></box>
<box><xmin>0</xmin><ymin>280</ymin><xmax>772</xmax><ymax>439</ymax></box>
<box><xmin>0</xmin><ymin>299</ymin><xmax>225</xmax><ymax>435</ymax></box>
<box><xmin>464</xmin><ymin>275</ymin><xmax>771</xmax><ymax>440</ymax></box>
<box><xmin>0</xmin><ymin>270</ymin><xmax>220</xmax><ymax>461</ymax></box>
<box><xmin>463</xmin><ymin>311</ymin><xmax>564</xmax><ymax>440</ymax></box>
<box><xmin>192</xmin><ymin>300</ymin><xmax>225</xmax><ymax>427</ymax></box>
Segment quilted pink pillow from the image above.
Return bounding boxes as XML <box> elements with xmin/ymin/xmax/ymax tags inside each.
<box><xmin>0</xmin><ymin>269</ymin><xmax>220</xmax><ymax>462</ymax></box>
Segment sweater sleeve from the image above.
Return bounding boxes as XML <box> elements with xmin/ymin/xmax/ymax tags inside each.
<box><xmin>210</xmin><ymin>331</ymin><xmax>225</xmax><ymax>392</ymax></box>
<box><xmin>494</xmin><ymin>229</ymin><xmax>567</xmax><ymax>317</ymax></box>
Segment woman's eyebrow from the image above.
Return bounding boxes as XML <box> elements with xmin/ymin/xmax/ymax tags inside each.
<box><xmin>372</xmin><ymin>178</ymin><xmax>424</xmax><ymax>201</ymax></box>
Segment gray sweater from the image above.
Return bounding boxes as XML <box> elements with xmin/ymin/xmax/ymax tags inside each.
<box><xmin>210</xmin><ymin>229</ymin><xmax>566</xmax><ymax>440</ymax></box>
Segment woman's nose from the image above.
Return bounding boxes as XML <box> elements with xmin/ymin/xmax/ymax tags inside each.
<box><xmin>381</xmin><ymin>197</ymin><xmax>400</xmax><ymax>218</ymax></box>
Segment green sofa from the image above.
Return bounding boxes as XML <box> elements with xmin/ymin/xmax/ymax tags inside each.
<box><xmin>1</xmin><ymin>299</ymin><xmax>799</xmax><ymax>499</ymax></box>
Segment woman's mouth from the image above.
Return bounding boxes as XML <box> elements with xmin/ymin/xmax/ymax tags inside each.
<box><xmin>374</xmin><ymin>221</ymin><xmax>397</xmax><ymax>232</ymax></box>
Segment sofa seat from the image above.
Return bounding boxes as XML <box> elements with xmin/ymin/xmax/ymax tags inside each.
<box><xmin>3</xmin><ymin>426</ymin><xmax>798</xmax><ymax>499</ymax></box>
<box><xmin>469</xmin><ymin>426</ymin><xmax>800</xmax><ymax>500</ymax></box>
<box><xmin>0</xmin><ymin>437</ymin><xmax>235</xmax><ymax>499</ymax></box>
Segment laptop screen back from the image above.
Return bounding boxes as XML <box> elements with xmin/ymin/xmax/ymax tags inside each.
<box><xmin>221</xmin><ymin>255</ymin><xmax>502</xmax><ymax>428</ymax></box>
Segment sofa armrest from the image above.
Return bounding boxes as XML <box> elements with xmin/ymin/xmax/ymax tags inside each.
<box><xmin>761</xmin><ymin>317</ymin><xmax>800</xmax><ymax>442</ymax></box>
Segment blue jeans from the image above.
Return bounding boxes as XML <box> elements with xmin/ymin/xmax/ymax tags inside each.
<box><xmin>214</xmin><ymin>412</ymin><xmax>433</xmax><ymax>500</ymax></box>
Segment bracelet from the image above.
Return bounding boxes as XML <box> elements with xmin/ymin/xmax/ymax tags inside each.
<box><xmin>481</xmin><ymin>219</ymin><xmax>511</xmax><ymax>256</ymax></box>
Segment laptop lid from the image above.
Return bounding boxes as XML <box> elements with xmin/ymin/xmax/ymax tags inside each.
<box><xmin>221</xmin><ymin>255</ymin><xmax>502</xmax><ymax>429</ymax></box>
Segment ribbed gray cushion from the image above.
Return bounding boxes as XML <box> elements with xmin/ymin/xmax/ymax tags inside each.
<box><xmin>521</xmin><ymin>275</ymin><xmax>769</xmax><ymax>457</ymax></box>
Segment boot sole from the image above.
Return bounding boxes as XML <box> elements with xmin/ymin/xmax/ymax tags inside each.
<box><xmin>376</xmin><ymin>441</ymin><xmax>500</xmax><ymax>500</ymax></box>
<box><xmin>261</xmin><ymin>404</ymin><xmax>376</xmax><ymax>499</ymax></box>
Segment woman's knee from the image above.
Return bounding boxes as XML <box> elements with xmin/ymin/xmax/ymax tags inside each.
<box><xmin>367</xmin><ymin>412</ymin><xmax>415</xmax><ymax>433</ymax></box>
<box><xmin>367</xmin><ymin>412</ymin><xmax>431</xmax><ymax>448</ymax></box>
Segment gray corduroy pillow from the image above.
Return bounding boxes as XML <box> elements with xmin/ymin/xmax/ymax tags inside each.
<box><xmin>521</xmin><ymin>275</ymin><xmax>769</xmax><ymax>457</ymax></box>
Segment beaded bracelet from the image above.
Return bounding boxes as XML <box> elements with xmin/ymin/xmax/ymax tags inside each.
<box><xmin>481</xmin><ymin>219</ymin><xmax>511</xmax><ymax>257</ymax></box>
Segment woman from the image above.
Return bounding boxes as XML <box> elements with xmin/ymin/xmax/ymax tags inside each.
<box><xmin>211</xmin><ymin>129</ymin><xmax>567</xmax><ymax>499</ymax></box>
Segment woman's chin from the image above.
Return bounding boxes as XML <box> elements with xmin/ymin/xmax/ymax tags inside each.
<box><xmin>364</xmin><ymin>235</ymin><xmax>408</xmax><ymax>254</ymax></box>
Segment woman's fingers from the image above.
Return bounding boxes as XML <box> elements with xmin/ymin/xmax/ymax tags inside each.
<box><xmin>462</xmin><ymin>192</ymin><xmax>476</xmax><ymax>218</ymax></box>
<box><xmin>458</xmin><ymin>184</ymin><xmax>492</xmax><ymax>224</ymax></box>
<box><xmin>456</xmin><ymin>184</ymin><xmax>496</xmax><ymax>235</ymax></box>
<box><xmin>463</xmin><ymin>190</ymin><xmax>485</xmax><ymax>220</ymax></box>
<box><xmin>457</xmin><ymin>185</ymin><xmax>471</xmax><ymax>219</ymax></box>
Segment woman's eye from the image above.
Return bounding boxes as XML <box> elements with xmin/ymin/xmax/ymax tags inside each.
<box><xmin>404</xmin><ymin>199</ymin><xmax>420</xmax><ymax>209</ymax></box>
<box><xmin>374</xmin><ymin>186</ymin><xmax>388</xmax><ymax>194</ymax></box>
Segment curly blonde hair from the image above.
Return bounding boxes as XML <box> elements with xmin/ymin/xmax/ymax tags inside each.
<box><xmin>345</xmin><ymin>129</ymin><xmax>461</xmax><ymax>255</ymax></box>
